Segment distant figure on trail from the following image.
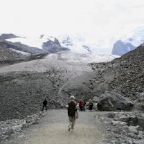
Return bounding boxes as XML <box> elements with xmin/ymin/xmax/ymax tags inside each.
<box><xmin>88</xmin><ymin>99</ymin><xmax>93</xmax><ymax>110</ymax></box>
<box><xmin>83</xmin><ymin>100</ymin><xmax>86</xmax><ymax>111</ymax></box>
<box><xmin>67</xmin><ymin>95</ymin><xmax>78</xmax><ymax>131</ymax></box>
<box><xmin>42</xmin><ymin>98</ymin><xmax>48</xmax><ymax>111</ymax></box>
<box><xmin>79</xmin><ymin>99</ymin><xmax>83</xmax><ymax>111</ymax></box>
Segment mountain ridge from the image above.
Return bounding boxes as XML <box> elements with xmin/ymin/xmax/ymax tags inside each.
<box><xmin>112</xmin><ymin>27</ymin><xmax>144</xmax><ymax>55</ymax></box>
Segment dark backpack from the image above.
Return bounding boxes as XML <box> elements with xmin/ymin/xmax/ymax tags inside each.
<box><xmin>68</xmin><ymin>101</ymin><xmax>76</xmax><ymax>117</ymax></box>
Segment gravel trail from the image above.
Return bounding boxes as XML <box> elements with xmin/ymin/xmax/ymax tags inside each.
<box><xmin>3</xmin><ymin>110</ymin><xmax>105</xmax><ymax>144</ymax></box>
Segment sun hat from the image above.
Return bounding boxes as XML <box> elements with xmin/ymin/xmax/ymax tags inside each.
<box><xmin>70</xmin><ymin>95</ymin><xmax>75</xmax><ymax>100</ymax></box>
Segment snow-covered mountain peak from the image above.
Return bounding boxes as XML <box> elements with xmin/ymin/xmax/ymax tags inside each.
<box><xmin>58</xmin><ymin>34</ymin><xmax>86</xmax><ymax>43</ymax></box>
<box><xmin>6</xmin><ymin>35</ymin><xmax>58</xmax><ymax>49</ymax></box>
<box><xmin>57</xmin><ymin>34</ymin><xmax>112</xmax><ymax>54</ymax></box>
<box><xmin>39</xmin><ymin>35</ymin><xmax>56</xmax><ymax>42</ymax></box>
<box><xmin>4</xmin><ymin>33</ymin><xmax>112</xmax><ymax>54</ymax></box>
<box><xmin>121</xmin><ymin>27</ymin><xmax>144</xmax><ymax>47</ymax></box>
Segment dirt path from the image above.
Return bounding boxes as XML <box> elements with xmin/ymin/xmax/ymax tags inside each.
<box><xmin>3</xmin><ymin>110</ymin><xmax>105</xmax><ymax>144</ymax></box>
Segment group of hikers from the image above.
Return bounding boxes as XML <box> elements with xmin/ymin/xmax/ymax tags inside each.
<box><xmin>78</xmin><ymin>99</ymin><xmax>93</xmax><ymax>111</ymax></box>
<box><xmin>42</xmin><ymin>97</ymin><xmax>93</xmax><ymax>112</ymax></box>
<box><xmin>42</xmin><ymin>96</ymin><xmax>94</xmax><ymax>131</ymax></box>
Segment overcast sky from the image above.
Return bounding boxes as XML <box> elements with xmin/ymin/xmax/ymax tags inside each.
<box><xmin>0</xmin><ymin>0</ymin><xmax>144</xmax><ymax>42</ymax></box>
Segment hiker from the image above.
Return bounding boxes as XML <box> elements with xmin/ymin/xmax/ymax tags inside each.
<box><xmin>67</xmin><ymin>95</ymin><xmax>78</xmax><ymax>131</ymax></box>
<box><xmin>83</xmin><ymin>100</ymin><xmax>86</xmax><ymax>111</ymax></box>
<box><xmin>42</xmin><ymin>98</ymin><xmax>48</xmax><ymax>111</ymax></box>
<box><xmin>88</xmin><ymin>99</ymin><xmax>93</xmax><ymax>110</ymax></box>
<box><xmin>79</xmin><ymin>99</ymin><xmax>83</xmax><ymax>111</ymax></box>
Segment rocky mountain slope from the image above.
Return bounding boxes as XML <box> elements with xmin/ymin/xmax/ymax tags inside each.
<box><xmin>0</xmin><ymin>45</ymin><xmax>24</xmax><ymax>61</ymax></box>
<box><xmin>91</xmin><ymin>44</ymin><xmax>144</xmax><ymax>111</ymax></box>
<box><xmin>0</xmin><ymin>40</ymin><xmax>45</xmax><ymax>55</ymax></box>
<box><xmin>0</xmin><ymin>43</ymin><xmax>49</xmax><ymax>66</ymax></box>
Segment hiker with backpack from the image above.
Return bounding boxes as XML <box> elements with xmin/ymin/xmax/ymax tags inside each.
<box><xmin>67</xmin><ymin>95</ymin><xmax>78</xmax><ymax>131</ymax></box>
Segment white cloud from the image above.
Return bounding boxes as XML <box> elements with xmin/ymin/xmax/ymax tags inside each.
<box><xmin>0</xmin><ymin>0</ymin><xmax>144</xmax><ymax>46</ymax></box>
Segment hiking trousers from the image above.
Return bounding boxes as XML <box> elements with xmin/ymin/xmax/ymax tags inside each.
<box><xmin>68</xmin><ymin>116</ymin><xmax>76</xmax><ymax>129</ymax></box>
<box><xmin>42</xmin><ymin>105</ymin><xmax>47</xmax><ymax>111</ymax></box>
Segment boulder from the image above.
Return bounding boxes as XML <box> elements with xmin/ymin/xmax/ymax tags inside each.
<box><xmin>97</xmin><ymin>91</ymin><xmax>133</xmax><ymax>111</ymax></box>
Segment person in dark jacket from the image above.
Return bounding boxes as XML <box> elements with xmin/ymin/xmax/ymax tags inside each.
<box><xmin>42</xmin><ymin>98</ymin><xmax>48</xmax><ymax>111</ymax></box>
<box><xmin>67</xmin><ymin>95</ymin><xmax>78</xmax><ymax>131</ymax></box>
<box><xmin>88</xmin><ymin>99</ymin><xmax>93</xmax><ymax>110</ymax></box>
<box><xmin>83</xmin><ymin>100</ymin><xmax>86</xmax><ymax>111</ymax></box>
